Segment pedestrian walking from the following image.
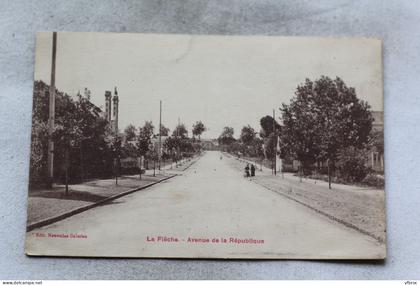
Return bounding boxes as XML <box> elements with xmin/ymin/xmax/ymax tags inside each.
<box><xmin>250</xmin><ymin>164</ymin><xmax>255</xmax><ymax>177</ymax></box>
<box><xmin>244</xmin><ymin>164</ymin><xmax>250</xmax><ymax>177</ymax></box>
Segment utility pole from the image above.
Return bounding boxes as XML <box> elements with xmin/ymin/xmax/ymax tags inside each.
<box><xmin>47</xmin><ymin>31</ymin><xmax>57</xmax><ymax>188</ymax></box>
<box><xmin>158</xmin><ymin>100</ymin><xmax>162</xmax><ymax>170</ymax></box>
<box><xmin>177</xmin><ymin>117</ymin><xmax>180</xmax><ymax>166</ymax></box>
<box><xmin>273</xmin><ymin>109</ymin><xmax>277</xmax><ymax>175</ymax></box>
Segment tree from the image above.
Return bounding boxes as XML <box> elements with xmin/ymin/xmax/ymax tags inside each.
<box><xmin>281</xmin><ymin>98</ymin><xmax>320</xmax><ymax>176</ymax></box>
<box><xmin>136</xmin><ymin>121</ymin><xmax>155</xmax><ymax>179</ymax></box>
<box><xmin>29</xmin><ymin>82</ymin><xmax>49</xmax><ymax>188</ymax></box>
<box><xmin>172</xmin><ymin>124</ymin><xmax>188</xmax><ymax>138</ymax></box>
<box><xmin>259</xmin><ymin>116</ymin><xmax>281</xmax><ymax>162</ymax></box>
<box><xmin>240</xmin><ymin>125</ymin><xmax>256</xmax><ymax>146</ymax></box>
<box><xmin>72</xmin><ymin>92</ymin><xmax>114</xmax><ymax>182</ymax></box>
<box><xmin>105</xmin><ymin>133</ymin><xmax>122</xmax><ymax>184</ymax></box>
<box><xmin>251</xmin><ymin>137</ymin><xmax>264</xmax><ymax>158</ymax></box>
<box><xmin>30</xmin><ymin>119</ymin><xmax>48</xmax><ymax>186</ymax></box>
<box><xmin>337</xmin><ymin>146</ymin><xmax>371</xmax><ymax>183</ymax></box>
<box><xmin>240</xmin><ymin>125</ymin><xmax>260</xmax><ymax>156</ymax></box>
<box><xmin>122</xmin><ymin>124</ymin><xmax>138</xmax><ymax>159</ymax></box>
<box><xmin>30</xmin><ymin>81</ymin><xmax>117</xmax><ymax>189</ymax></box>
<box><xmin>159</xmin><ymin>124</ymin><xmax>170</xmax><ymax>136</ymax></box>
<box><xmin>218</xmin><ymin>126</ymin><xmax>235</xmax><ymax>146</ymax></box>
<box><xmin>137</xmin><ymin>121</ymin><xmax>155</xmax><ymax>157</ymax></box>
<box><xmin>121</xmin><ymin>141</ymin><xmax>137</xmax><ymax>158</ymax></box>
<box><xmin>164</xmin><ymin>136</ymin><xmax>181</xmax><ymax>162</ymax></box>
<box><xmin>263</xmin><ymin>133</ymin><xmax>278</xmax><ymax>160</ymax></box>
<box><xmin>192</xmin><ymin>121</ymin><xmax>206</xmax><ymax>140</ymax></box>
<box><xmin>371</xmin><ymin>129</ymin><xmax>384</xmax><ymax>155</ymax></box>
<box><xmin>124</xmin><ymin>124</ymin><xmax>137</xmax><ymax>141</ymax></box>
<box><xmin>280</xmin><ymin>76</ymin><xmax>373</xmax><ymax>188</ymax></box>
<box><xmin>259</xmin><ymin>115</ymin><xmax>280</xmax><ymax>138</ymax></box>
<box><xmin>53</xmin><ymin>92</ymin><xmax>93</xmax><ymax>193</ymax></box>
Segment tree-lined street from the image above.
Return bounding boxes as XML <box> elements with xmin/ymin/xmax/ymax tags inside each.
<box><xmin>26</xmin><ymin>33</ymin><xmax>385</xmax><ymax>260</ymax></box>
<box><xmin>26</xmin><ymin>151</ymin><xmax>384</xmax><ymax>259</ymax></box>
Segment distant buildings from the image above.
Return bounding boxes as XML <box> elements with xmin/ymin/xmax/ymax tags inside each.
<box><xmin>368</xmin><ymin>111</ymin><xmax>384</xmax><ymax>173</ymax></box>
<box><xmin>200</xmin><ymin>139</ymin><xmax>219</xmax><ymax>151</ymax></box>
<box><xmin>104</xmin><ymin>87</ymin><xmax>119</xmax><ymax>134</ymax></box>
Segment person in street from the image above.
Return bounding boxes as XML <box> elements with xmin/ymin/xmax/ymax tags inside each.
<box><xmin>250</xmin><ymin>164</ymin><xmax>255</xmax><ymax>177</ymax></box>
<box><xmin>244</xmin><ymin>164</ymin><xmax>250</xmax><ymax>177</ymax></box>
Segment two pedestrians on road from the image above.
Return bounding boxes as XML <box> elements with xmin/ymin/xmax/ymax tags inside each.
<box><xmin>244</xmin><ymin>163</ymin><xmax>256</xmax><ymax>177</ymax></box>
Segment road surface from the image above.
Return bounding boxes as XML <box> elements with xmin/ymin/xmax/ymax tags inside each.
<box><xmin>26</xmin><ymin>151</ymin><xmax>385</xmax><ymax>259</ymax></box>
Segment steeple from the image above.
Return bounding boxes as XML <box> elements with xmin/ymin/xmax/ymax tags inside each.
<box><xmin>112</xmin><ymin>86</ymin><xmax>119</xmax><ymax>133</ymax></box>
<box><xmin>104</xmin><ymin>90</ymin><xmax>112</xmax><ymax>123</ymax></box>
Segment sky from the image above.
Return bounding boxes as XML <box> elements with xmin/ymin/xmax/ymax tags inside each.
<box><xmin>34</xmin><ymin>32</ymin><xmax>383</xmax><ymax>139</ymax></box>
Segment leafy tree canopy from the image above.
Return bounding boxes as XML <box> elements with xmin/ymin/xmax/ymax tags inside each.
<box><xmin>192</xmin><ymin>121</ymin><xmax>206</xmax><ymax>139</ymax></box>
<box><xmin>124</xmin><ymin>124</ymin><xmax>137</xmax><ymax>141</ymax></box>
<box><xmin>172</xmin><ymin>124</ymin><xmax>188</xmax><ymax>138</ymax></box>
<box><xmin>259</xmin><ymin>115</ymin><xmax>281</xmax><ymax>138</ymax></box>
<box><xmin>159</xmin><ymin>124</ymin><xmax>170</xmax><ymax>136</ymax></box>
<box><xmin>218</xmin><ymin>126</ymin><xmax>236</xmax><ymax>145</ymax></box>
<box><xmin>280</xmin><ymin>76</ymin><xmax>373</xmax><ymax>168</ymax></box>
<box><xmin>240</xmin><ymin>125</ymin><xmax>256</xmax><ymax>146</ymax></box>
<box><xmin>137</xmin><ymin>121</ymin><xmax>155</xmax><ymax>156</ymax></box>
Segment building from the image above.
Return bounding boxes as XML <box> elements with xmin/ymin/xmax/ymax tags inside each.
<box><xmin>368</xmin><ymin>111</ymin><xmax>384</xmax><ymax>173</ymax></box>
<box><xmin>104</xmin><ymin>90</ymin><xmax>112</xmax><ymax>123</ymax></box>
<box><xmin>81</xmin><ymin>88</ymin><xmax>102</xmax><ymax>117</ymax></box>
<box><xmin>200</xmin><ymin>139</ymin><xmax>219</xmax><ymax>151</ymax></box>
<box><xmin>104</xmin><ymin>87</ymin><xmax>119</xmax><ymax>134</ymax></box>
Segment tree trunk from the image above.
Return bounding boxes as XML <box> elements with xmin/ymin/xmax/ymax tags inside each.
<box><xmin>299</xmin><ymin>162</ymin><xmax>303</xmax><ymax>183</ymax></box>
<box><xmin>79</xmin><ymin>143</ymin><xmax>84</xmax><ymax>182</ymax></box>
<box><xmin>327</xmin><ymin>159</ymin><xmax>332</xmax><ymax>189</ymax></box>
<box><xmin>139</xmin><ymin>156</ymin><xmax>142</xmax><ymax>180</ymax></box>
<box><xmin>139</xmin><ymin>166</ymin><xmax>142</xmax><ymax>180</ymax></box>
<box><xmin>114</xmin><ymin>158</ymin><xmax>118</xmax><ymax>185</ymax></box>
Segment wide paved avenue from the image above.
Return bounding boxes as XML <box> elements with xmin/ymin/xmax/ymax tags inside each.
<box><xmin>26</xmin><ymin>151</ymin><xmax>385</xmax><ymax>259</ymax></box>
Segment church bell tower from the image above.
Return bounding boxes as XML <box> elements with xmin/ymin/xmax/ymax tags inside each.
<box><xmin>112</xmin><ymin>86</ymin><xmax>119</xmax><ymax>134</ymax></box>
<box><xmin>104</xmin><ymin>90</ymin><xmax>112</xmax><ymax>123</ymax></box>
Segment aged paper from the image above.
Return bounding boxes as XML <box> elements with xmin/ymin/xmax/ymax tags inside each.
<box><xmin>25</xmin><ymin>32</ymin><xmax>385</xmax><ymax>259</ymax></box>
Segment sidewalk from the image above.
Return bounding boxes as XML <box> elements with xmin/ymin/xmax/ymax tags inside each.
<box><xmin>224</xmin><ymin>153</ymin><xmax>386</xmax><ymax>242</ymax></box>
<box><xmin>141</xmin><ymin>153</ymin><xmax>203</xmax><ymax>176</ymax></box>
<box><xmin>27</xmin><ymin>154</ymin><xmax>201</xmax><ymax>231</ymax></box>
<box><xmin>226</xmin><ymin>152</ymin><xmax>382</xmax><ymax>191</ymax></box>
<box><xmin>27</xmin><ymin>174</ymin><xmax>171</xmax><ymax>228</ymax></box>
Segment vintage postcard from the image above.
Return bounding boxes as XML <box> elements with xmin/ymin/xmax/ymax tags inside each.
<box><xmin>25</xmin><ymin>32</ymin><xmax>385</xmax><ymax>259</ymax></box>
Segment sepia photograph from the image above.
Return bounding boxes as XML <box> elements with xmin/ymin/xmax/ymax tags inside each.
<box><xmin>25</xmin><ymin>32</ymin><xmax>385</xmax><ymax>259</ymax></box>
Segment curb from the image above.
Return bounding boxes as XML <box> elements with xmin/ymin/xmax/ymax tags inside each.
<box><xmin>27</xmin><ymin>174</ymin><xmax>177</xmax><ymax>232</ymax></box>
<box><xmin>225</xmin><ymin>153</ymin><xmax>384</xmax><ymax>243</ymax></box>
<box><xmin>181</xmin><ymin>155</ymin><xmax>201</xmax><ymax>171</ymax></box>
<box><xmin>253</xmin><ymin>179</ymin><xmax>384</xmax><ymax>243</ymax></box>
<box><xmin>171</xmin><ymin>154</ymin><xmax>201</xmax><ymax>172</ymax></box>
